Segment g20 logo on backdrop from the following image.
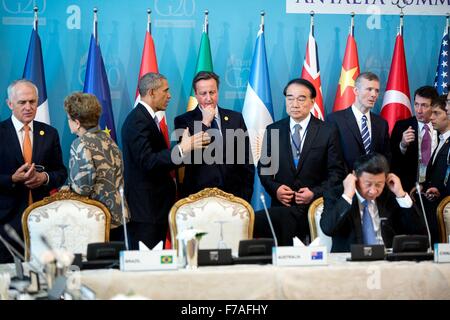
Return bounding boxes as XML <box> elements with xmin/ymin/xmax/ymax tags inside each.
<box><xmin>154</xmin><ymin>0</ymin><xmax>196</xmax><ymax>29</ymax></box>
<box><xmin>154</xmin><ymin>0</ymin><xmax>195</xmax><ymax>17</ymax></box>
<box><xmin>2</xmin><ymin>0</ymin><xmax>46</xmax><ymax>25</ymax></box>
<box><xmin>224</xmin><ymin>56</ymin><xmax>251</xmax><ymax>100</ymax></box>
<box><xmin>2</xmin><ymin>0</ymin><xmax>46</xmax><ymax>14</ymax></box>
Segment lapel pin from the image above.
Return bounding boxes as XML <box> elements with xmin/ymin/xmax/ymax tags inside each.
<box><xmin>224</xmin><ymin>116</ymin><xmax>229</xmax><ymax>121</ymax></box>
<box><xmin>39</xmin><ymin>130</ymin><xmax>45</xmax><ymax>136</ymax></box>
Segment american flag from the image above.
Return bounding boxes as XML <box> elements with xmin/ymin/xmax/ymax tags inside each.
<box><xmin>434</xmin><ymin>27</ymin><xmax>449</xmax><ymax>95</ymax></box>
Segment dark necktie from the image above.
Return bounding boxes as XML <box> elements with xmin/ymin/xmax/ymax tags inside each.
<box><xmin>361</xmin><ymin>115</ymin><xmax>371</xmax><ymax>154</ymax></box>
<box><xmin>291</xmin><ymin>124</ymin><xmax>301</xmax><ymax>161</ymax></box>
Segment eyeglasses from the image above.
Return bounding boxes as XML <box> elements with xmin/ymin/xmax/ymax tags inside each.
<box><xmin>286</xmin><ymin>95</ymin><xmax>309</xmax><ymax>104</ymax></box>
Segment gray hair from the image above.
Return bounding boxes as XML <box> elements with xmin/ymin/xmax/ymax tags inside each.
<box><xmin>7</xmin><ymin>79</ymin><xmax>39</xmax><ymax>100</ymax></box>
<box><xmin>138</xmin><ymin>73</ymin><xmax>167</xmax><ymax>97</ymax></box>
<box><xmin>355</xmin><ymin>72</ymin><xmax>379</xmax><ymax>90</ymax></box>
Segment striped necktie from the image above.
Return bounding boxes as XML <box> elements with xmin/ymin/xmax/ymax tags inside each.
<box><xmin>361</xmin><ymin>115</ymin><xmax>371</xmax><ymax>154</ymax></box>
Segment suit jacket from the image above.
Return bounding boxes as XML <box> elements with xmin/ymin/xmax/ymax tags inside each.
<box><xmin>425</xmin><ymin>134</ymin><xmax>450</xmax><ymax>199</ymax></box>
<box><xmin>390</xmin><ymin>117</ymin><xmax>420</xmax><ymax>193</ymax></box>
<box><xmin>320</xmin><ymin>185</ymin><xmax>425</xmax><ymax>252</ymax></box>
<box><xmin>258</xmin><ymin>116</ymin><xmax>346</xmax><ymax>207</ymax></box>
<box><xmin>0</xmin><ymin>118</ymin><xmax>67</xmax><ymax>222</ymax></box>
<box><xmin>327</xmin><ymin>107</ymin><xmax>391</xmax><ymax>172</ymax></box>
<box><xmin>121</xmin><ymin>103</ymin><xmax>177</xmax><ymax>224</ymax></box>
<box><xmin>174</xmin><ymin>106</ymin><xmax>254</xmax><ymax>202</ymax></box>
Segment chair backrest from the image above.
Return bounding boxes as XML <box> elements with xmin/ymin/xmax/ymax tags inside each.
<box><xmin>307</xmin><ymin>197</ymin><xmax>332</xmax><ymax>252</ymax></box>
<box><xmin>22</xmin><ymin>190</ymin><xmax>111</xmax><ymax>261</ymax></box>
<box><xmin>437</xmin><ymin>195</ymin><xmax>450</xmax><ymax>243</ymax></box>
<box><xmin>169</xmin><ymin>188</ymin><xmax>254</xmax><ymax>256</ymax></box>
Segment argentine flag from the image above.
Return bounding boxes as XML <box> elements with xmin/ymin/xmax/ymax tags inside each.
<box><xmin>242</xmin><ymin>25</ymin><xmax>274</xmax><ymax>211</ymax></box>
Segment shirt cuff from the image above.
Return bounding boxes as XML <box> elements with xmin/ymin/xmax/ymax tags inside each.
<box><xmin>396</xmin><ymin>193</ymin><xmax>412</xmax><ymax>208</ymax></box>
<box><xmin>43</xmin><ymin>172</ymin><xmax>50</xmax><ymax>186</ymax></box>
<box><xmin>399</xmin><ymin>142</ymin><xmax>407</xmax><ymax>154</ymax></box>
<box><xmin>177</xmin><ymin>144</ymin><xmax>184</xmax><ymax>158</ymax></box>
<box><xmin>341</xmin><ymin>194</ymin><xmax>353</xmax><ymax>205</ymax></box>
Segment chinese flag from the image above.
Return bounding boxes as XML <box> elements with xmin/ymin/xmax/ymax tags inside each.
<box><xmin>333</xmin><ymin>34</ymin><xmax>360</xmax><ymax>112</ymax></box>
<box><xmin>381</xmin><ymin>34</ymin><xmax>412</xmax><ymax>135</ymax></box>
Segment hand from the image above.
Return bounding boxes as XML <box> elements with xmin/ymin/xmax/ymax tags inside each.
<box><xmin>400</xmin><ymin>126</ymin><xmax>415</xmax><ymax>148</ymax></box>
<box><xmin>24</xmin><ymin>171</ymin><xmax>47</xmax><ymax>189</ymax></box>
<box><xmin>343</xmin><ymin>173</ymin><xmax>357</xmax><ymax>199</ymax></box>
<box><xmin>201</xmin><ymin>107</ymin><xmax>216</xmax><ymax>127</ymax></box>
<box><xmin>11</xmin><ymin>163</ymin><xmax>35</xmax><ymax>183</ymax></box>
<box><xmin>179</xmin><ymin>128</ymin><xmax>210</xmax><ymax>153</ymax></box>
<box><xmin>295</xmin><ymin>187</ymin><xmax>314</xmax><ymax>205</ymax></box>
<box><xmin>425</xmin><ymin>187</ymin><xmax>440</xmax><ymax>201</ymax></box>
<box><xmin>386</xmin><ymin>173</ymin><xmax>406</xmax><ymax>198</ymax></box>
<box><xmin>276</xmin><ymin>185</ymin><xmax>295</xmax><ymax>207</ymax></box>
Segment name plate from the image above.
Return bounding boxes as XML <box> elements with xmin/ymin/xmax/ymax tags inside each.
<box><xmin>434</xmin><ymin>244</ymin><xmax>450</xmax><ymax>263</ymax></box>
<box><xmin>120</xmin><ymin>250</ymin><xmax>178</xmax><ymax>271</ymax></box>
<box><xmin>272</xmin><ymin>246</ymin><xmax>328</xmax><ymax>266</ymax></box>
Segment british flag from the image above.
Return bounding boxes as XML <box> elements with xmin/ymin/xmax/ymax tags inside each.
<box><xmin>434</xmin><ymin>25</ymin><xmax>449</xmax><ymax>95</ymax></box>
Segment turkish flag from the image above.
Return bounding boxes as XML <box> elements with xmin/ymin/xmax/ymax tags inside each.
<box><xmin>381</xmin><ymin>34</ymin><xmax>412</xmax><ymax>135</ymax></box>
<box><xmin>135</xmin><ymin>27</ymin><xmax>173</xmax><ymax>249</ymax></box>
<box><xmin>333</xmin><ymin>34</ymin><xmax>360</xmax><ymax>112</ymax></box>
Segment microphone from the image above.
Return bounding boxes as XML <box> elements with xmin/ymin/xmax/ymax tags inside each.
<box><xmin>260</xmin><ymin>193</ymin><xmax>278</xmax><ymax>247</ymax></box>
<box><xmin>415</xmin><ymin>182</ymin><xmax>433</xmax><ymax>253</ymax></box>
<box><xmin>3</xmin><ymin>225</ymin><xmax>48</xmax><ymax>287</ymax></box>
<box><xmin>119</xmin><ymin>187</ymin><xmax>130</xmax><ymax>251</ymax></box>
<box><xmin>0</xmin><ymin>234</ymin><xmax>27</xmax><ymax>282</ymax></box>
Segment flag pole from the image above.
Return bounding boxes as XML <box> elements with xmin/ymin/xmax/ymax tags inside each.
<box><xmin>33</xmin><ymin>6</ymin><xmax>38</xmax><ymax>31</ymax></box>
<box><xmin>260</xmin><ymin>10</ymin><xmax>265</xmax><ymax>32</ymax></box>
<box><xmin>147</xmin><ymin>9</ymin><xmax>152</xmax><ymax>34</ymax></box>
<box><xmin>93</xmin><ymin>7</ymin><xmax>98</xmax><ymax>43</ymax></box>
<box><xmin>203</xmin><ymin>9</ymin><xmax>209</xmax><ymax>34</ymax></box>
<box><xmin>446</xmin><ymin>13</ymin><xmax>449</xmax><ymax>34</ymax></box>
<box><xmin>310</xmin><ymin>11</ymin><xmax>315</xmax><ymax>36</ymax></box>
<box><xmin>399</xmin><ymin>12</ymin><xmax>404</xmax><ymax>36</ymax></box>
<box><xmin>350</xmin><ymin>12</ymin><xmax>355</xmax><ymax>37</ymax></box>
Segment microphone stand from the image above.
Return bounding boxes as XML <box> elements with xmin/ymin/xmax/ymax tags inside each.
<box><xmin>119</xmin><ymin>187</ymin><xmax>129</xmax><ymax>251</ymax></box>
<box><xmin>415</xmin><ymin>183</ymin><xmax>433</xmax><ymax>253</ymax></box>
<box><xmin>260</xmin><ymin>193</ymin><xmax>278</xmax><ymax>247</ymax></box>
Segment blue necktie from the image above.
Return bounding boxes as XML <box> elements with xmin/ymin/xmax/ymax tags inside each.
<box><xmin>211</xmin><ymin>118</ymin><xmax>219</xmax><ymax>130</ymax></box>
<box><xmin>291</xmin><ymin>124</ymin><xmax>301</xmax><ymax>165</ymax></box>
<box><xmin>362</xmin><ymin>200</ymin><xmax>377</xmax><ymax>245</ymax></box>
<box><xmin>361</xmin><ymin>115</ymin><xmax>371</xmax><ymax>154</ymax></box>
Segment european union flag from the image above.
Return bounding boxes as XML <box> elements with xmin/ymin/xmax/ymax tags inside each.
<box><xmin>83</xmin><ymin>17</ymin><xmax>116</xmax><ymax>141</ymax></box>
<box><xmin>434</xmin><ymin>28</ymin><xmax>449</xmax><ymax>95</ymax></box>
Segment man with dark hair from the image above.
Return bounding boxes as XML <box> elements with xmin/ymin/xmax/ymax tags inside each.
<box><xmin>320</xmin><ymin>153</ymin><xmax>424</xmax><ymax>252</ymax></box>
<box><xmin>174</xmin><ymin>71</ymin><xmax>254</xmax><ymax>202</ymax></box>
<box><xmin>418</xmin><ymin>95</ymin><xmax>450</xmax><ymax>244</ymax></box>
<box><xmin>390</xmin><ymin>86</ymin><xmax>439</xmax><ymax>193</ymax></box>
<box><xmin>255</xmin><ymin>78</ymin><xmax>346</xmax><ymax>245</ymax></box>
<box><xmin>327</xmin><ymin>72</ymin><xmax>391</xmax><ymax>172</ymax></box>
<box><xmin>122</xmin><ymin>72</ymin><xmax>207</xmax><ymax>249</ymax></box>
<box><xmin>0</xmin><ymin>79</ymin><xmax>67</xmax><ymax>263</ymax></box>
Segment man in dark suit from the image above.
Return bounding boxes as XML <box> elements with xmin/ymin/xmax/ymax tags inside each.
<box><xmin>390</xmin><ymin>86</ymin><xmax>438</xmax><ymax>193</ymax></box>
<box><xmin>327</xmin><ymin>72</ymin><xmax>391</xmax><ymax>172</ymax></box>
<box><xmin>419</xmin><ymin>95</ymin><xmax>450</xmax><ymax>244</ymax></box>
<box><xmin>174</xmin><ymin>71</ymin><xmax>254</xmax><ymax>202</ymax></box>
<box><xmin>320</xmin><ymin>153</ymin><xmax>424</xmax><ymax>253</ymax></box>
<box><xmin>0</xmin><ymin>79</ymin><xmax>67</xmax><ymax>263</ymax></box>
<box><xmin>122</xmin><ymin>73</ymin><xmax>207</xmax><ymax>250</ymax></box>
<box><xmin>255</xmin><ymin>78</ymin><xmax>346</xmax><ymax>245</ymax></box>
